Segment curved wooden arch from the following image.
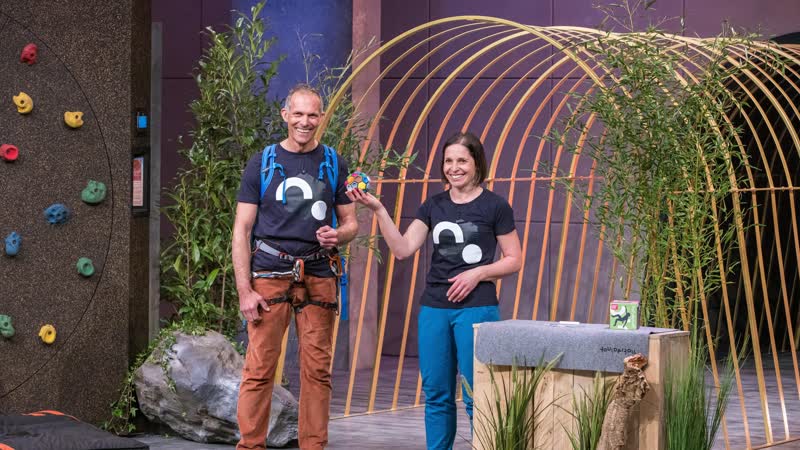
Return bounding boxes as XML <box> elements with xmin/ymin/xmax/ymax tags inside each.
<box><xmin>315</xmin><ymin>18</ymin><xmax>800</xmax><ymax>449</ymax></box>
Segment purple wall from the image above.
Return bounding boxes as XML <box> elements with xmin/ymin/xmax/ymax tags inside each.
<box><xmin>152</xmin><ymin>0</ymin><xmax>232</xmax><ymax>236</ymax></box>
<box><xmin>382</xmin><ymin>0</ymin><xmax>800</xmax><ymax>37</ymax></box>
<box><xmin>232</xmin><ymin>0</ymin><xmax>353</xmax><ymax>100</ymax></box>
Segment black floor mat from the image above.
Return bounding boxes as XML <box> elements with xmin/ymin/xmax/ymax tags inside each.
<box><xmin>0</xmin><ymin>411</ymin><xmax>148</xmax><ymax>450</ymax></box>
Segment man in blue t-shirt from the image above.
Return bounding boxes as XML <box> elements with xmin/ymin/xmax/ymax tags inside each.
<box><xmin>232</xmin><ymin>84</ymin><xmax>357</xmax><ymax>450</ymax></box>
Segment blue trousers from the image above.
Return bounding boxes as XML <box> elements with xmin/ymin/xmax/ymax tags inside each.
<box><xmin>418</xmin><ymin>305</ymin><xmax>500</xmax><ymax>450</ymax></box>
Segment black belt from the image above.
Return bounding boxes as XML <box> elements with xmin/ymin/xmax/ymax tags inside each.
<box><xmin>253</xmin><ymin>239</ymin><xmax>333</xmax><ymax>262</ymax></box>
<box><xmin>252</xmin><ymin>239</ymin><xmax>342</xmax><ymax>278</ymax></box>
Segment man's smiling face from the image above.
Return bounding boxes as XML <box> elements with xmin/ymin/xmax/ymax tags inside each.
<box><xmin>281</xmin><ymin>90</ymin><xmax>324</xmax><ymax>151</ymax></box>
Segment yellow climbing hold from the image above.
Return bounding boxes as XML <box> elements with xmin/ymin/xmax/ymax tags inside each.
<box><xmin>13</xmin><ymin>92</ymin><xmax>33</xmax><ymax>114</ymax></box>
<box><xmin>38</xmin><ymin>324</ymin><xmax>56</xmax><ymax>344</ymax></box>
<box><xmin>64</xmin><ymin>111</ymin><xmax>84</xmax><ymax>128</ymax></box>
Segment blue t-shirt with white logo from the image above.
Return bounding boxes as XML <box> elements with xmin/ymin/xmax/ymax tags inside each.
<box><xmin>237</xmin><ymin>144</ymin><xmax>351</xmax><ymax>276</ymax></box>
<box><xmin>415</xmin><ymin>189</ymin><xmax>516</xmax><ymax>308</ymax></box>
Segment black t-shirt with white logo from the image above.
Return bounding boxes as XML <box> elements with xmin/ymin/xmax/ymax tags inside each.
<box><xmin>237</xmin><ymin>144</ymin><xmax>351</xmax><ymax>277</ymax></box>
<box><xmin>415</xmin><ymin>189</ymin><xmax>516</xmax><ymax>308</ymax></box>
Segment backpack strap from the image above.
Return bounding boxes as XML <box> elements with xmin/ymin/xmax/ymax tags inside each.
<box><xmin>260</xmin><ymin>144</ymin><xmax>275</xmax><ymax>200</ymax></box>
<box><xmin>318</xmin><ymin>145</ymin><xmax>349</xmax><ymax>320</ymax></box>
<box><xmin>325</xmin><ymin>145</ymin><xmax>339</xmax><ymax>201</ymax></box>
<box><xmin>319</xmin><ymin>145</ymin><xmax>340</xmax><ymax>226</ymax></box>
<box><xmin>339</xmin><ymin>259</ymin><xmax>348</xmax><ymax>320</ymax></box>
<box><xmin>260</xmin><ymin>144</ymin><xmax>286</xmax><ymax>202</ymax></box>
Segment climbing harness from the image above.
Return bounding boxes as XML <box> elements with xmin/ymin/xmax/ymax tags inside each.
<box><xmin>251</xmin><ymin>239</ymin><xmax>341</xmax><ymax>281</ymax></box>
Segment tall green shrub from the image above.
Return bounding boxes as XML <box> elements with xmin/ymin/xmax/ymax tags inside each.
<box><xmin>110</xmin><ymin>0</ymin><xmax>409</xmax><ymax>435</ymax></box>
<box><xmin>160</xmin><ymin>1</ymin><xmax>284</xmax><ymax>335</ymax></box>
<box><xmin>546</xmin><ymin>3</ymin><xmax>784</xmax><ymax>445</ymax></box>
<box><xmin>549</xmin><ymin>4</ymin><xmax>781</xmax><ymax>330</ymax></box>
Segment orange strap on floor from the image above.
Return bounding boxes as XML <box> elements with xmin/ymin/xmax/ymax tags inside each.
<box><xmin>22</xmin><ymin>410</ymin><xmax>77</xmax><ymax>420</ymax></box>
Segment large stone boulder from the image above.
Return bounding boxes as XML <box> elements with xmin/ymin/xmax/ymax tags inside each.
<box><xmin>134</xmin><ymin>330</ymin><xmax>297</xmax><ymax>447</ymax></box>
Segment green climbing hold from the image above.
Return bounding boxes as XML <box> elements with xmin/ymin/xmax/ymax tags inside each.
<box><xmin>0</xmin><ymin>315</ymin><xmax>14</xmax><ymax>338</ymax></box>
<box><xmin>77</xmin><ymin>257</ymin><xmax>95</xmax><ymax>277</ymax></box>
<box><xmin>81</xmin><ymin>180</ymin><xmax>107</xmax><ymax>204</ymax></box>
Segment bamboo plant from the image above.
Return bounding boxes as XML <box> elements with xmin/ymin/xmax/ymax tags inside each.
<box><xmin>463</xmin><ymin>356</ymin><xmax>561</xmax><ymax>450</ymax></box>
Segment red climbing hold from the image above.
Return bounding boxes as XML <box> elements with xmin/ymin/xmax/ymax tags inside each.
<box><xmin>0</xmin><ymin>144</ymin><xmax>19</xmax><ymax>162</ymax></box>
<box><xmin>20</xmin><ymin>43</ymin><xmax>38</xmax><ymax>65</ymax></box>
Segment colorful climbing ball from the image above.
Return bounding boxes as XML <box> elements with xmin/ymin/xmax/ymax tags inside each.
<box><xmin>346</xmin><ymin>171</ymin><xmax>371</xmax><ymax>193</ymax></box>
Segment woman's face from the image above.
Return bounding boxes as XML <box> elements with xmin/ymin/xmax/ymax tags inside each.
<box><xmin>443</xmin><ymin>143</ymin><xmax>477</xmax><ymax>189</ymax></box>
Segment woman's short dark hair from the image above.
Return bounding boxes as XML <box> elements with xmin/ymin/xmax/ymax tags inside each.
<box><xmin>440</xmin><ymin>131</ymin><xmax>488</xmax><ymax>186</ymax></box>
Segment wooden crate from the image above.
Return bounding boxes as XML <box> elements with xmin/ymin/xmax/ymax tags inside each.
<box><xmin>472</xmin><ymin>324</ymin><xmax>689</xmax><ymax>450</ymax></box>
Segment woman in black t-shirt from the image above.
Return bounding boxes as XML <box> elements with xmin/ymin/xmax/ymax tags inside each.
<box><xmin>347</xmin><ymin>131</ymin><xmax>522</xmax><ymax>450</ymax></box>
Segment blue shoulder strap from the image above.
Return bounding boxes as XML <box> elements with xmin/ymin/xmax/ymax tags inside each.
<box><xmin>319</xmin><ymin>145</ymin><xmax>340</xmax><ymax>226</ymax></box>
<box><xmin>260</xmin><ymin>144</ymin><xmax>277</xmax><ymax>200</ymax></box>
<box><xmin>320</xmin><ymin>145</ymin><xmax>348</xmax><ymax>320</ymax></box>
<box><xmin>325</xmin><ymin>145</ymin><xmax>339</xmax><ymax>198</ymax></box>
<box><xmin>339</xmin><ymin>259</ymin><xmax>348</xmax><ymax>320</ymax></box>
<box><xmin>260</xmin><ymin>144</ymin><xmax>288</xmax><ymax>203</ymax></box>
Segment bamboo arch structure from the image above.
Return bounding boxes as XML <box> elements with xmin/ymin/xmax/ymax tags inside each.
<box><xmin>311</xmin><ymin>16</ymin><xmax>800</xmax><ymax>449</ymax></box>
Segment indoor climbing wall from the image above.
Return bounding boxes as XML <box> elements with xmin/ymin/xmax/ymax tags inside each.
<box><xmin>0</xmin><ymin>1</ymin><xmax>147</xmax><ymax>422</ymax></box>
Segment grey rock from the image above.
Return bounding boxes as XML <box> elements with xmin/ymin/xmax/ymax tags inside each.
<box><xmin>134</xmin><ymin>330</ymin><xmax>298</xmax><ymax>447</ymax></box>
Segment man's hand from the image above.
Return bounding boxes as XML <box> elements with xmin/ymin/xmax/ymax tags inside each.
<box><xmin>447</xmin><ymin>267</ymin><xmax>486</xmax><ymax>302</ymax></box>
<box><xmin>239</xmin><ymin>289</ymin><xmax>269</xmax><ymax>322</ymax></box>
<box><xmin>316</xmin><ymin>225</ymin><xmax>339</xmax><ymax>249</ymax></box>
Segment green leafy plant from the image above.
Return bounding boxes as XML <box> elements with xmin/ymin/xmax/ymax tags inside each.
<box><xmin>160</xmin><ymin>0</ymin><xmax>283</xmax><ymax>336</ymax></box>
<box><xmin>663</xmin><ymin>331</ymin><xmax>738</xmax><ymax>450</ymax></box>
<box><xmin>548</xmin><ymin>0</ymin><xmax>782</xmax><ymax>330</ymax></box>
<box><xmin>102</xmin><ymin>323</ymin><xmax>193</xmax><ymax>434</ymax></box>
<box><xmin>463</xmin><ymin>356</ymin><xmax>561</xmax><ymax>450</ymax></box>
<box><xmin>542</xmin><ymin>2</ymin><xmax>778</xmax><ymax>446</ymax></box>
<box><xmin>565</xmin><ymin>372</ymin><xmax>615</xmax><ymax>450</ymax></box>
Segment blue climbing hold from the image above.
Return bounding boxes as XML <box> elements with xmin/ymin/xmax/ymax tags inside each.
<box><xmin>4</xmin><ymin>232</ymin><xmax>21</xmax><ymax>256</ymax></box>
<box><xmin>44</xmin><ymin>203</ymin><xmax>70</xmax><ymax>224</ymax></box>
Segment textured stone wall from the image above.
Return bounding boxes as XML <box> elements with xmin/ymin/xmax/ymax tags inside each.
<box><xmin>0</xmin><ymin>0</ymin><xmax>142</xmax><ymax>423</ymax></box>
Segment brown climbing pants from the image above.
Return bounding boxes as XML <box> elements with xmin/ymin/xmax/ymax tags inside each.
<box><xmin>236</xmin><ymin>275</ymin><xmax>337</xmax><ymax>450</ymax></box>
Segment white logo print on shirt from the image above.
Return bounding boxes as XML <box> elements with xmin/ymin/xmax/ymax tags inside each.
<box><xmin>432</xmin><ymin>221</ymin><xmax>483</xmax><ymax>263</ymax></box>
<box><xmin>276</xmin><ymin>176</ymin><xmax>327</xmax><ymax>220</ymax></box>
